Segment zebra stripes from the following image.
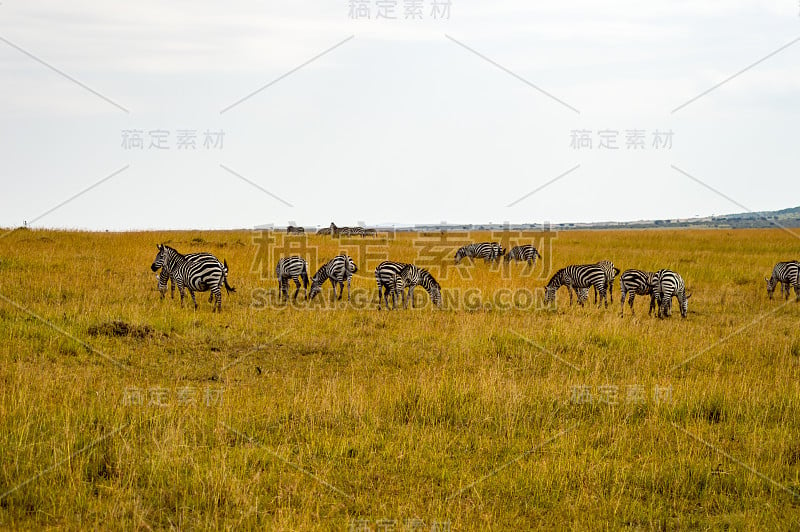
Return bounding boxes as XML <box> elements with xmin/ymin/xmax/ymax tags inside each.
<box><xmin>150</xmin><ymin>244</ymin><xmax>235</xmax><ymax>311</ymax></box>
<box><xmin>375</xmin><ymin>260</ymin><xmax>409</xmax><ymax>310</ymax></box>
<box><xmin>329</xmin><ymin>222</ymin><xmax>374</xmax><ymax>238</ymax></box>
<box><xmin>309</xmin><ymin>254</ymin><xmax>358</xmax><ymax>301</ymax></box>
<box><xmin>316</xmin><ymin>227</ymin><xmax>332</xmax><ymax>236</ymax></box>
<box><xmin>398</xmin><ymin>264</ymin><xmax>442</xmax><ymax>308</ymax></box>
<box><xmin>593</xmin><ymin>260</ymin><xmax>621</xmax><ymax>304</ymax></box>
<box><xmin>544</xmin><ymin>264</ymin><xmax>608</xmax><ymax>307</ymax></box>
<box><xmin>765</xmin><ymin>261</ymin><xmax>800</xmax><ymax>301</ymax></box>
<box><xmin>286</xmin><ymin>225</ymin><xmax>305</xmax><ymax>235</ymax></box>
<box><xmin>652</xmin><ymin>269</ymin><xmax>690</xmax><ymax>318</ymax></box>
<box><xmin>455</xmin><ymin>242</ymin><xmax>506</xmax><ymax>264</ymax></box>
<box><xmin>275</xmin><ymin>256</ymin><xmax>309</xmax><ymax>301</ymax></box>
<box><xmin>619</xmin><ymin>269</ymin><xmax>657</xmax><ymax>317</ymax></box>
<box><xmin>157</xmin><ymin>251</ymin><xmax>217</xmax><ymax>303</ymax></box>
<box><xmin>504</xmin><ymin>245</ymin><xmax>541</xmax><ymax>265</ymax></box>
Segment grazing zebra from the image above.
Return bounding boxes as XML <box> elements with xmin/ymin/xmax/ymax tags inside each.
<box><xmin>375</xmin><ymin>260</ymin><xmax>409</xmax><ymax>310</ymax></box>
<box><xmin>395</xmin><ymin>264</ymin><xmax>442</xmax><ymax>309</ymax></box>
<box><xmin>652</xmin><ymin>269</ymin><xmax>691</xmax><ymax>318</ymax></box>
<box><xmin>309</xmin><ymin>254</ymin><xmax>358</xmax><ymax>301</ymax></box>
<box><xmin>331</xmin><ymin>222</ymin><xmax>368</xmax><ymax>238</ymax></box>
<box><xmin>618</xmin><ymin>269</ymin><xmax>657</xmax><ymax>317</ymax></box>
<box><xmin>504</xmin><ymin>245</ymin><xmax>541</xmax><ymax>265</ymax></box>
<box><xmin>157</xmin><ymin>251</ymin><xmax>217</xmax><ymax>301</ymax></box>
<box><xmin>765</xmin><ymin>261</ymin><xmax>800</xmax><ymax>301</ymax></box>
<box><xmin>286</xmin><ymin>225</ymin><xmax>305</xmax><ymax>235</ymax></box>
<box><xmin>592</xmin><ymin>260</ymin><xmax>621</xmax><ymax>304</ymax></box>
<box><xmin>454</xmin><ymin>242</ymin><xmax>506</xmax><ymax>264</ymax></box>
<box><xmin>150</xmin><ymin>244</ymin><xmax>235</xmax><ymax>311</ymax></box>
<box><xmin>544</xmin><ymin>264</ymin><xmax>608</xmax><ymax>307</ymax></box>
<box><xmin>316</xmin><ymin>227</ymin><xmax>332</xmax><ymax>236</ymax></box>
<box><xmin>275</xmin><ymin>256</ymin><xmax>309</xmax><ymax>301</ymax></box>
<box><xmin>363</xmin><ymin>228</ymin><xmax>377</xmax><ymax>237</ymax></box>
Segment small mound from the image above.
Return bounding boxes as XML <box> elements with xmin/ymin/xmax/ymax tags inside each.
<box><xmin>88</xmin><ymin>321</ymin><xmax>153</xmax><ymax>339</ymax></box>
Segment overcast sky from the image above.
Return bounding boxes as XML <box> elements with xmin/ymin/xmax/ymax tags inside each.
<box><xmin>1</xmin><ymin>1</ymin><xmax>798</xmax><ymax>230</ymax></box>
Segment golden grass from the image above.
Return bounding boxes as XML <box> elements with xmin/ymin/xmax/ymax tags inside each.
<box><xmin>0</xmin><ymin>227</ymin><xmax>799</xmax><ymax>529</ymax></box>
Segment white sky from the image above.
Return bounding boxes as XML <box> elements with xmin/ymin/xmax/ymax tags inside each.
<box><xmin>1</xmin><ymin>1</ymin><xmax>798</xmax><ymax>230</ymax></box>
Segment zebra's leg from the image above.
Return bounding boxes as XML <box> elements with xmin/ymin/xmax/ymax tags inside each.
<box><xmin>346</xmin><ymin>277</ymin><xmax>352</xmax><ymax>301</ymax></box>
<box><xmin>629</xmin><ymin>293</ymin><xmax>636</xmax><ymax>316</ymax></box>
<box><xmin>188</xmin><ymin>289</ymin><xmax>198</xmax><ymax>310</ymax></box>
<box><xmin>784</xmin><ymin>282</ymin><xmax>791</xmax><ymax>301</ymax></box>
<box><xmin>292</xmin><ymin>277</ymin><xmax>301</xmax><ymax>300</ymax></box>
<box><xmin>212</xmin><ymin>287</ymin><xmax>222</xmax><ymax>312</ymax></box>
<box><xmin>593</xmin><ymin>285</ymin><xmax>598</xmax><ymax>304</ymax></box>
<box><xmin>609</xmin><ymin>279</ymin><xmax>614</xmax><ymax>304</ymax></box>
<box><xmin>409</xmin><ymin>286</ymin><xmax>416</xmax><ymax>309</ymax></box>
<box><xmin>169</xmin><ymin>278</ymin><xmax>175</xmax><ymax>299</ymax></box>
<box><xmin>620</xmin><ymin>288</ymin><xmax>626</xmax><ymax>317</ymax></box>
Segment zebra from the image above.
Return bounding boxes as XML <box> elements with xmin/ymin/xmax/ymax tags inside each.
<box><xmin>592</xmin><ymin>260</ymin><xmax>621</xmax><ymax>304</ymax></box>
<box><xmin>316</xmin><ymin>227</ymin><xmax>332</xmax><ymax>236</ymax></box>
<box><xmin>504</xmin><ymin>245</ymin><xmax>541</xmax><ymax>265</ymax></box>
<box><xmin>286</xmin><ymin>226</ymin><xmax>305</xmax><ymax>235</ymax></box>
<box><xmin>150</xmin><ymin>244</ymin><xmax>235</xmax><ymax>311</ymax></box>
<box><xmin>454</xmin><ymin>242</ymin><xmax>506</xmax><ymax>264</ymax></box>
<box><xmin>765</xmin><ymin>261</ymin><xmax>800</xmax><ymax>301</ymax></box>
<box><xmin>618</xmin><ymin>269</ymin><xmax>657</xmax><ymax>317</ymax></box>
<box><xmin>544</xmin><ymin>264</ymin><xmax>608</xmax><ymax>307</ymax></box>
<box><xmin>275</xmin><ymin>256</ymin><xmax>309</xmax><ymax>301</ymax></box>
<box><xmin>332</xmin><ymin>223</ymin><xmax>368</xmax><ymax>238</ymax></box>
<box><xmin>156</xmin><ymin>251</ymin><xmax>217</xmax><ymax>301</ymax></box>
<box><xmin>394</xmin><ymin>264</ymin><xmax>442</xmax><ymax>309</ymax></box>
<box><xmin>309</xmin><ymin>254</ymin><xmax>358</xmax><ymax>301</ymax></box>
<box><xmin>375</xmin><ymin>260</ymin><xmax>409</xmax><ymax>310</ymax></box>
<box><xmin>652</xmin><ymin>269</ymin><xmax>691</xmax><ymax>318</ymax></box>
<box><xmin>363</xmin><ymin>228</ymin><xmax>377</xmax><ymax>237</ymax></box>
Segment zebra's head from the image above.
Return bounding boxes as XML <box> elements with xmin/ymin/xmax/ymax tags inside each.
<box><xmin>308</xmin><ymin>280</ymin><xmax>322</xmax><ymax>300</ymax></box>
<box><xmin>765</xmin><ymin>276</ymin><xmax>778</xmax><ymax>299</ymax></box>
<box><xmin>346</xmin><ymin>256</ymin><xmax>358</xmax><ymax>275</ymax></box>
<box><xmin>151</xmin><ymin>244</ymin><xmax>167</xmax><ymax>272</ymax></box>
<box><xmin>680</xmin><ymin>292</ymin><xmax>691</xmax><ymax>318</ymax></box>
<box><xmin>454</xmin><ymin>247</ymin><xmax>466</xmax><ymax>264</ymax></box>
<box><xmin>543</xmin><ymin>270</ymin><xmax>563</xmax><ymax>303</ymax></box>
<box><xmin>420</xmin><ymin>269</ymin><xmax>442</xmax><ymax>308</ymax></box>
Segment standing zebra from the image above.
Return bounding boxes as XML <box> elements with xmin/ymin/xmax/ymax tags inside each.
<box><xmin>363</xmin><ymin>228</ymin><xmax>377</xmax><ymax>237</ymax></box>
<box><xmin>504</xmin><ymin>245</ymin><xmax>541</xmax><ymax>265</ymax></box>
<box><xmin>454</xmin><ymin>242</ymin><xmax>506</xmax><ymax>264</ymax></box>
<box><xmin>316</xmin><ymin>227</ymin><xmax>332</xmax><ymax>236</ymax></box>
<box><xmin>275</xmin><ymin>256</ymin><xmax>309</xmax><ymax>301</ymax></box>
<box><xmin>592</xmin><ymin>260</ymin><xmax>621</xmax><ymax>304</ymax></box>
<box><xmin>395</xmin><ymin>264</ymin><xmax>442</xmax><ymax>309</ymax></box>
<box><xmin>652</xmin><ymin>269</ymin><xmax>691</xmax><ymax>318</ymax></box>
<box><xmin>375</xmin><ymin>260</ymin><xmax>409</xmax><ymax>310</ymax></box>
<box><xmin>150</xmin><ymin>244</ymin><xmax>235</xmax><ymax>311</ymax></box>
<box><xmin>618</xmin><ymin>269</ymin><xmax>657</xmax><ymax>317</ymax></box>
<box><xmin>286</xmin><ymin>226</ymin><xmax>305</xmax><ymax>235</ymax></box>
<box><xmin>309</xmin><ymin>254</ymin><xmax>358</xmax><ymax>301</ymax></box>
<box><xmin>544</xmin><ymin>264</ymin><xmax>608</xmax><ymax>307</ymax></box>
<box><xmin>765</xmin><ymin>261</ymin><xmax>800</xmax><ymax>301</ymax></box>
<box><xmin>157</xmin><ymin>251</ymin><xmax>218</xmax><ymax>301</ymax></box>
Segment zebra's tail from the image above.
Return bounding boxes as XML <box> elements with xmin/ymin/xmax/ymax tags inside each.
<box><xmin>301</xmin><ymin>263</ymin><xmax>309</xmax><ymax>290</ymax></box>
<box><xmin>223</xmin><ymin>259</ymin><xmax>236</xmax><ymax>294</ymax></box>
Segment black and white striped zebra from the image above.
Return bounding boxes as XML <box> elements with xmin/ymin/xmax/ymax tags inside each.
<box><xmin>544</xmin><ymin>264</ymin><xmax>608</xmax><ymax>307</ymax></box>
<box><xmin>286</xmin><ymin>225</ymin><xmax>305</xmax><ymax>235</ymax></box>
<box><xmin>395</xmin><ymin>264</ymin><xmax>442</xmax><ymax>309</ymax></box>
<box><xmin>375</xmin><ymin>260</ymin><xmax>409</xmax><ymax>310</ymax></box>
<box><xmin>157</xmin><ymin>251</ymin><xmax>217</xmax><ymax>302</ymax></box>
<box><xmin>454</xmin><ymin>242</ymin><xmax>506</xmax><ymax>264</ymax></box>
<box><xmin>592</xmin><ymin>260</ymin><xmax>621</xmax><ymax>304</ymax></box>
<box><xmin>150</xmin><ymin>244</ymin><xmax>235</xmax><ymax>311</ymax></box>
<box><xmin>316</xmin><ymin>227</ymin><xmax>332</xmax><ymax>236</ymax></box>
<box><xmin>275</xmin><ymin>256</ymin><xmax>309</xmax><ymax>301</ymax></box>
<box><xmin>652</xmin><ymin>269</ymin><xmax>691</xmax><ymax>318</ymax></box>
<box><xmin>619</xmin><ymin>269</ymin><xmax>657</xmax><ymax>317</ymax></box>
<box><xmin>504</xmin><ymin>245</ymin><xmax>541</xmax><ymax>265</ymax></box>
<box><xmin>765</xmin><ymin>261</ymin><xmax>800</xmax><ymax>301</ymax></box>
<box><xmin>309</xmin><ymin>254</ymin><xmax>358</xmax><ymax>301</ymax></box>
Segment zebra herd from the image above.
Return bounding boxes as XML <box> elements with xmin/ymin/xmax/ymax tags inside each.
<box><xmin>150</xmin><ymin>239</ymin><xmax>798</xmax><ymax>317</ymax></box>
<box><xmin>316</xmin><ymin>223</ymin><xmax>377</xmax><ymax>238</ymax></box>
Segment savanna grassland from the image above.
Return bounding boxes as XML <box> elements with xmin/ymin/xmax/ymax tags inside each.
<box><xmin>1</xmin><ymin>227</ymin><xmax>799</xmax><ymax>530</ymax></box>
